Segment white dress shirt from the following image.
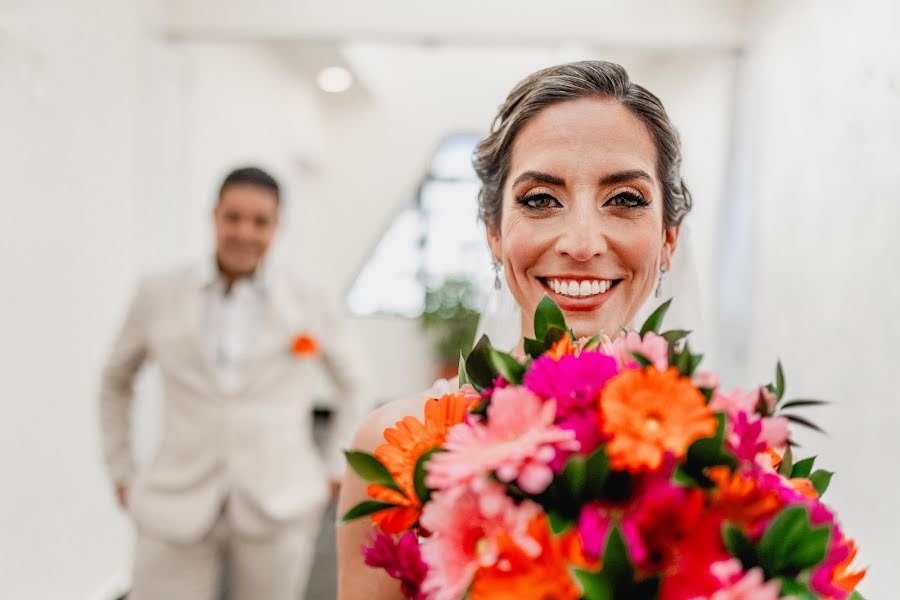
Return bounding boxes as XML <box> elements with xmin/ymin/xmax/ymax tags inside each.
<box><xmin>199</xmin><ymin>262</ymin><xmax>267</xmax><ymax>394</ymax></box>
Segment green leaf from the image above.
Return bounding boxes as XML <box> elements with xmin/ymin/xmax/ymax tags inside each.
<box><xmin>488</xmin><ymin>347</ymin><xmax>526</xmax><ymax>384</ymax></box>
<box><xmin>582</xmin><ymin>333</ymin><xmax>604</xmax><ymax>350</ymax></box>
<box><xmin>562</xmin><ymin>456</ymin><xmax>587</xmax><ymax>500</ymax></box>
<box><xmin>758</xmin><ymin>506</ymin><xmax>809</xmax><ymax>575</ymax></box>
<box><xmin>534</xmin><ymin>294</ymin><xmax>567</xmax><ymax>340</ymax></box>
<box><xmin>778</xmin><ymin>579</ymin><xmax>818</xmax><ymax>600</ymax></box>
<box><xmin>722</xmin><ymin>523</ymin><xmax>759</xmax><ymax>570</ymax></box>
<box><xmin>341</xmin><ymin>500</ymin><xmax>400</xmax><ymax>522</ymax></box>
<box><xmin>523</xmin><ymin>337</ymin><xmax>545</xmax><ymax>359</ymax></box>
<box><xmin>661</xmin><ymin>329</ymin><xmax>691</xmax><ymax>345</ymax></box>
<box><xmin>790</xmin><ymin>525</ymin><xmax>831</xmax><ymax>569</ymax></box>
<box><xmin>784</xmin><ymin>413</ymin><xmax>827</xmax><ymax>434</ymax></box>
<box><xmin>757</xmin><ymin>505</ymin><xmax>830</xmax><ymax>576</ymax></box>
<box><xmin>468</xmin><ymin>398</ymin><xmax>489</xmax><ymax>416</ymax></box>
<box><xmin>600</xmin><ymin>527</ymin><xmax>635</xmax><ymax>586</ymax></box>
<box><xmin>413</xmin><ymin>447</ymin><xmax>441</xmax><ymax>504</ymax></box>
<box><xmin>790</xmin><ymin>456</ymin><xmax>817</xmax><ymax>479</ymax></box>
<box><xmin>457</xmin><ymin>353</ymin><xmax>470</xmax><ymax>386</ymax></box>
<box><xmin>810</xmin><ymin>470</ymin><xmax>833</xmax><ymax>497</ymax></box>
<box><xmin>778</xmin><ymin>444</ymin><xmax>794</xmax><ymax>477</ymax></box>
<box><xmin>584</xmin><ymin>447</ymin><xmax>610</xmax><ymax>500</ymax></box>
<box><xmin>575</xmin><ymin>569</ymin><xmax>614</xmax><ymax>600</ymax></box>
<box><xmin>465</xmin><ymin>335</ymin><xmax>496</xmax><ymax>390</ymax></box>
<box><xmin>631</xmin><ymin>352</ymin><xmax>653</xmax><ymax>368</ymax></box>
<box><xmin>775</xmin><ymin>360</ymin><xmax>786</xmax><ymax>401</ymax></box>
<box><xmin>780</xmin><ymin>398</ymin><xmax>828</xmax><ymax>410</ymax></box>
<box><xmin>680</xmin><ymin>413</ymin><xmax>737</xmax><ymax>487</ymax></box>
<box><xmin>640</xmin><ymin>298</ymin><xmax>672</xmax><ymax>336</ymax></box>
<box><xmin>848</xmin><ymin>591</ymin><xmax>867</xmax><ymax>600</ymax></box>
<box><xmin>344</xmin><ymin>451</ymin><xmax>403</xmax><ymax>493</ymax></box>
<box><xmin>543</xmin><ymin>324</ymin><xmax>569</xmax><ymax>346</ymax></box>
<box><xmin>548</xmin><ymin>510</ymin><xmax>576</xmax><ymax>535</ymax></box>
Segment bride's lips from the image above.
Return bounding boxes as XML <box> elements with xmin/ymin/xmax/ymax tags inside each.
<box><xmin>537</xmin><ymin>275</ymin><xmax>623</xmax><ymax>312</ymax></box>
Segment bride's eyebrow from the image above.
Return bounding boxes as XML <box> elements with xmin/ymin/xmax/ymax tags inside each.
<box><xmin>511</xmin><ymin>171</ymin><xmax>565</xmax><ymax>187</ymax></box>
<box><xmin>600</xmin><ymin>169</ymin><xmax>654</xmax><ymax>186</ymax></box>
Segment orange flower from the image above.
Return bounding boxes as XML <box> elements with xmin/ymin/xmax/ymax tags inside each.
<box><xmin>788</xmin><ymin>477</ymin><xmax>819</xmax><ymax>500</ymax></box>
<box><xmin>291</xmin><ymin>334</ymin><xmax>319</xmax><ymax>356</ymax></box>
<box><xmin>368</xmin><ymin>389</ymin><xmax>476</xmax><ymax>533</ymax></box>
<box><xmin>830</xmin><ymin>538</ymin><xmax>867</xmax><ymax>593</ymax></box>
<box><xmin>546</xmin><ymin>335</ymin><xmax>576</xmax><ymax>360</ymax></box>
<box><xmin>469</xmin><ymin>515</ymin><xmax>581</xmax><ymax>600</ymax></box>
<box><xmin>708</xmin><ymin>467</ymin><xmax>783</xmax><ymax>529</ymax></box>
<box><xmin>599</xmin><ymin>367</ymin><xmax>717</xmax><ymax>473</ymax></box>
<box><xmin>559</xmin><ymin>527</ymin><xmax>600</xmax><ymax>571</ymax></box>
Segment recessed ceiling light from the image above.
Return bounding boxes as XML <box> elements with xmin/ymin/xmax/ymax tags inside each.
<box><xmin>316</xmin><ymin>66</ymin><xmax>353</xmax><ymax>93</ymax></box>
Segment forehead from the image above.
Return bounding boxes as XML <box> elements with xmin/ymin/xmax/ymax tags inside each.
<box><xmin>219</xmin><ymin>184</ymin><xmax>279</xmax><ymax>212</ymax></box>
<box><xmin>508</xmin><ymin>97</ymin><xmax>658</xmax><ymax>186</ymax></box>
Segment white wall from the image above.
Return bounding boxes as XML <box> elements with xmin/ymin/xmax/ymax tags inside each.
<box><xmin>737</xmin><ymin>0</ymin><xmax>900</xmax><ymax>595</ymax></box>
<box><xmin>0</xmin><ymin>0</ymin><xmax>142</xmax><ymax>597</ymax></box>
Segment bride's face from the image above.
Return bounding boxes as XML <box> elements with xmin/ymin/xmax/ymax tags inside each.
<box><xmin>487</xmin><ymin>97</ymin><xmax>679</xmax><ymax>339</ymax></box>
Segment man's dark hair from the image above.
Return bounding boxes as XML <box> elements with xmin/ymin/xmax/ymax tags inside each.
<box><xmin>218</xmin><ymin>166</ymin><xmax>281</xmax><ymax>205</ymax></box>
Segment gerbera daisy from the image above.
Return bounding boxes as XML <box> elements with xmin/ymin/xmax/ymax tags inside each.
<box><xmin>368</xmin><ymin>387</ymin><xmax>478</xmax><ymax>532</ymax></box>
<box><xmin>468</xmin><ymin>515</ymin><xmax>581</xmax><ymax>600</ymax></box>
<box><xmin>599</xmin><ymin>367</ymin><xmax>717</xmax><ymax>473</ymax></box>
<box><xmin>426</xmin><ymin>386</ymin><xmax>578</xmax><ymax>495</ymax></box>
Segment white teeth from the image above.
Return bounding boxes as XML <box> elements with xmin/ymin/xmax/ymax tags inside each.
<box><xmin>547</xmin><ymin>278</ymin><xmax>613</xmax><ymax>297</ymax></box>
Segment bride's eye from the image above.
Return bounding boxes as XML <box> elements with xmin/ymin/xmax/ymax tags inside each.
<box><xmin>516</xmin><ymin>193</ymin><xmax>561</xmax><ymax>210</ymax></box>
<box><xmin>606</xmin><ymin>191</ymin><xmax>649</xmax><ymax>208</ymax></box>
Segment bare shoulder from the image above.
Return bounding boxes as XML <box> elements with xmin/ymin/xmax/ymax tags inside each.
<box><xmin>337</xmin><ymin>381</ymin><xmax>455</xmax><ymax>600</ymax></box>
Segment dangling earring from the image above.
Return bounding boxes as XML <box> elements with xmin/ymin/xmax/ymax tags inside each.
<box><xmin>655</xmin><ymin>264</ymin><xmax>667</xmax><ymax>298</ymax></box>
<box><xmin>492</xmin><ymin>259</ymin><xmax>502</xmax><ymax>290</ymax></box>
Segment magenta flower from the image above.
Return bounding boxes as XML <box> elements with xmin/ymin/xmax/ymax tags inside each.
<box><xmin>363</xmin><ymin>529</ymin><xmax>428</xmax><ymax>600</ymax></box>
<box><xmin>711</xmin><ymin>387</ymin><xmax>789</xmax><ymax>461</ymax></box>
<box><xmin>524</xmin><ymin>350</ymin><xmax>617</xmax><ymax>462</ymax></box>
<box><xmin>425</xmin><ymin>386</ymin><xmax>578</xmax><ymax>494</ymax></box>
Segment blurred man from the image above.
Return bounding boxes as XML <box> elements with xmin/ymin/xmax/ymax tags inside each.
<box><xmin>99</xmin><ymin>166</ymin><xmax>366</xmax><ymax>600</ymax></box>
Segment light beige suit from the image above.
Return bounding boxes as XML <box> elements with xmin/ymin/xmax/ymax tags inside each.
<box><xmin>99</xmin><ymin>264</ymin><xmax>367</xmax><ymax>599</ymax></box>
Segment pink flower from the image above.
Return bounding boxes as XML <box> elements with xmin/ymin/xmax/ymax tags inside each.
<box><xmin>711</xmin><ymin>387</ymin><xmax>789</xmax><ymax>461</ymax></box>
<box><xmin>426</xmin><ymin>386</ymin><xmax>578</xmax><ymax>494</ymax></box>
<box><xmin>601</xmin><ymin>331</ymin><xmax>669</xmax><ymax>372</ymax></box>
<box><xmin>363</xmin><ymin>530</ymin><xmax>428</xmax><ymax>600</ymax></box>
<box><xmin>523</xmin><ymin>350</ymin><xmax>617</xmax><ymax>461</ymax></box>
<box><xmin>418</xmin><ymin>480</ymin><xmax>543</xmax><ymax>600</ymax></box>
<box><xmin>693</xmin><ymin>370</ymin><xmax>721</xmax><ymax>390</ymax></box>
<box><xmin>703</xmin><ymin>560</ymin><xmax>782</xmax><ymax>600</ymax></box>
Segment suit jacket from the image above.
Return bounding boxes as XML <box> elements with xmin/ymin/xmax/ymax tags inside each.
<box><xmin>99</xmin><ymin>264</ymin><xmax>367</xmax><ymax>542</ymax></box>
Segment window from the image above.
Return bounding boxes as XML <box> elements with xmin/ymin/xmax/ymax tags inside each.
<box><xmin>346</xmin><ymin>133</ymin><xmax>492</xmax><ymax>317</ymax></box>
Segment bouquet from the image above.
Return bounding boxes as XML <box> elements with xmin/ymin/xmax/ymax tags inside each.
<box><xmin>343</xmin><ymin>297</ymin><xmax>867</xmax><ymax>600</ymax></box>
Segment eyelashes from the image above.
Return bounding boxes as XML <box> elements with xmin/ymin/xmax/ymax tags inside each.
<box><xmin>515</xmin><ymin>191</ymin><xmax>649</xmax><ymax>211</ymax></box>
<box><xmin>515</xmin><ymin>193</ymin><xmax>560</xmax><ymax>210</ymax></box>
<box><xmin>606</xmin><ymin>191</ymin><xmax>649</xmax><ymax>208</ymax></box>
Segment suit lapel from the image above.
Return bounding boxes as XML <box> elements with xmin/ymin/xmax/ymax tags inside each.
<box><xmin>237</xmin><ymin>275</ymin><xmax>298</xmax><ymax>393</ymax></box>
<box><xmin>181</xmin><ymin>282</ymin><xmax>225</xmax><ymax>394</ymax></box>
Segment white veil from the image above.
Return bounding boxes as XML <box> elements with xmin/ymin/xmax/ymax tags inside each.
<box><xmin>473</xmin><ymin>223</ymin><xmax>706</xmax><ymax>351</ymax></box>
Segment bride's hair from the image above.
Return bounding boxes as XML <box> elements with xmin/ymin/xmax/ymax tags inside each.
<box><xmin>473</xmin><ymin>60</ymin><xmax>692</xmax><ymax>231</ymax></box>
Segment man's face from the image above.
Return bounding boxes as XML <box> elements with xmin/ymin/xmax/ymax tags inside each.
<box><xmin>213</xmin><ymin>183</ymin><xmax>279</xmax><ymax>277</ymax></box>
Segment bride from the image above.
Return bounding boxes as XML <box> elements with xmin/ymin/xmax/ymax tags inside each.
<box><xmin>337</xmin><ymin>60</ymin><xmax>691</xmax><ymax>599</ymax></box>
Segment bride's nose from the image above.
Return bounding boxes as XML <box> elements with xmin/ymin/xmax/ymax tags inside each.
<box><xmin>554</xmin><ymin>201</ymin><xmax>609</xmax><ymax>261</ymax></box>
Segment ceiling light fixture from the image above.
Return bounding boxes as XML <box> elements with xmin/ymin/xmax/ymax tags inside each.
<box><xmin>316</xmin><ymin>66</ymin><xmax>353</xmax><ymax>93</ymax></box>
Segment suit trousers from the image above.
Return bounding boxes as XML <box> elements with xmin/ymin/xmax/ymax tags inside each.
<box><xmin>129</xmin><ymin>503</ymin><xmax>322</xmax><ymax>600</ymax></box>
